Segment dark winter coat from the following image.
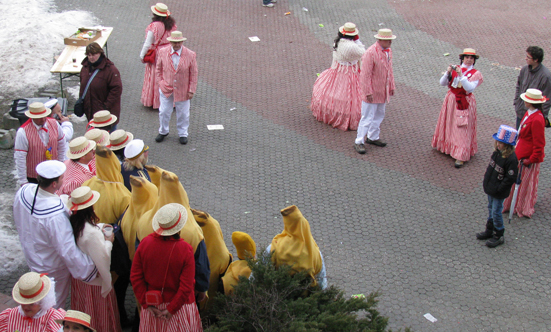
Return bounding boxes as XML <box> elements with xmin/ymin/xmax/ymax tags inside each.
<box><xmin>514</xmin><ymin>63</ymin><xmax>551</xmax><ymax>118</ymax></box>
<box><xmin>483</xmin><ymin>149</ymin><xmax>518</xmax><ymax>199</ymax></box>
<box><xmin>80</xmin><ymin>55</ymin><xmax>122</xmax><ymax>124</ymax></box>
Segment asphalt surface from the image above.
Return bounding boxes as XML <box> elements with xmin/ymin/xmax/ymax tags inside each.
<box><xmin>2</xmin><ymin>0</ymin><xmax>551</xmax><ymax>330</ymax></box>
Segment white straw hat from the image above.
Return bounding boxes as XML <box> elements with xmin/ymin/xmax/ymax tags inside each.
<box><xmin>152</xmin><ymin>203</ymin><xmax>187</xmax><ymax>236</ymax></box>
<box><xmin>88</xmin><ymin>110</ymin><xmax>117</xmax><ymax>128</ymax></box>
<box><xmin>374</xmin><ymin>28</ymin><xmax>396</xmax><ymax>40</ymax></box>
<box><xmin>85</xmin><ymin>128</ymin><xmax>110</xmax><ymax>146</ymax></box>
<box><xmin>108</xmin><ymin>129</ymin><xmax>134</xmax><ymax>151</ymax></box>
<box><xmin>151</xmin><ymin>3</ymin><xmax>170</xmax><ymax>17</ymax></box>
<box><xmin>339</xmin><ymin>22</ymin><xmax>358</xmax><ymax>37</ymax></box>
<box><xmin>12</xmin><ymin>272</ymin><xmax>51</xmax><ymax>304</ymax></box>
<box><xmin>520</xmin><ymin>88</ymin><xmax>549</xmax><ymax>104</ymax></box>
<box><xmin>167</xmin><ymin>31</ymin><xmax>187</xmax><ymax>42</ymax></box>
<box><xmin>67</xmin><ymin>137</ymin><xmax>96</xmax><ymax>159</ymax></box>
<box><xmin>25</xmin><ymin>102</ymin><xmax>52</xmax><ymax>119</ymax></box>
<box><xmin>55</xmin><ymin>310</ymin><xmax>96</xmax><ymax>332</ymax></box>
<box><xmin>67</xmin><ymin>186</ymin><xmax>100</xmax><ymax>212</ymax></box>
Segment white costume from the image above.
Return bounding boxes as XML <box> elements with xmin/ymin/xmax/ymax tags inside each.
<box><xmin>13</xmin><ymin>184</ymin><xmax>97</xmax><ymax>308</ymax></box>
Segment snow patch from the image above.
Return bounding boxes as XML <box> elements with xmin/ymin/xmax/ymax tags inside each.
<box><xmin>0</xmin><ymin>192</ymin><xmax>25</xmax><ymax>276</ymax></box>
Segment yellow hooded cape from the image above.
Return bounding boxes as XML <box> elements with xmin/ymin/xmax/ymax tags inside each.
<box><xmin>271</xmin><ymin>205</ymin><xmax>322</xmax><ymax>285</ymax></box>
<box><xmin>135</xmin><ymin>171</ymin><xmax>203</xmax><ymax>251</ymax></box>
<box><xmin>121</xmin><ymin>176</ymin><xmax>158</xmax><ymax>260</ymax></box>
<box><xmin>221</xmin><ymin>232</ymin><xmax>256</xmax><ymax>295</ymax></box>
<box><xmin>82</xmin><ymin>145</ymin><xmax>131</xmax><ymax>224</ymax></box>
<box><xmin>192</xmin><ymin>209</ymin><xmax>232</xmax><ymax>301</ymax></box>
<box><xmin>144</xmin><ymin>165</ymin><xmax>166</xmax><ymax>190</ymax></box>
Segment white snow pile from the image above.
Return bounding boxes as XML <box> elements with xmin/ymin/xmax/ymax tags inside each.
<box><xmin>0</xmin><ymin>0</ymin><xmax>97</xmax><ymax>98</ymax></box>
<box><xmin>0</xmin><ymin>192</ymin><xmax>25</xmax><ymax>276</ymax></box>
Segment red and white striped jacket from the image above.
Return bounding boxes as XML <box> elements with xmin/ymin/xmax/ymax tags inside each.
<box><xmin>360</xmin><ymin>42</ymin><xmax>395</xmax><ymax>104</ymax></box>
<box><xmin>56</xmin><ymin>159</ymin><xmax>96</xmax><ymax>196</ymax></box>
<box><xmin>156</xmin><ymin>45</ymin><xmax>198</xmax><ymax>102</ymax></box>
<box><xmin>0</xmin><ymin>307</ymin><xmax>66</xmax><ymax>332</ymax></box>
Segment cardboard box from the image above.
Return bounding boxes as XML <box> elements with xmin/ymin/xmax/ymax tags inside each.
<box><xmin>64</xmin><ymin>28</ymin><xmax>102</xmax><ymax>47</ymax></box>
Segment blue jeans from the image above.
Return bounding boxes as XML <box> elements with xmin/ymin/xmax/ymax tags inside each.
<box><xmin>488</xmin><ymin>195</ymin><xmax>505</xmax><ymax>231</ymax></box>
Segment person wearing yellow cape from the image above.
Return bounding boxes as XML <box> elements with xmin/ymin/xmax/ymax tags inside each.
<box><xmin>220</xmin><ymin>232</ymin><xmax>256</xmax><ymax>295</ymax></box>
<box><xmin>267</xmin><ymin>205</ymin><xmax>327</xmax><ymax>289</ymax></box>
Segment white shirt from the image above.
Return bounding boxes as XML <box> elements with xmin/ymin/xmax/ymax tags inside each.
<box><xmin>77</xmin><ymin>223</ymin><xmax>113</xmax><ymax>297</ymax></box>
<box><xmin>171</xmin><ymin>47</ymin><xmax>182</xmax><ymax>70</ymax></box>
<box><xmin>439</xmin><ymin>64</ymin><xmax>479</xmax><ymax>94</ymax></box>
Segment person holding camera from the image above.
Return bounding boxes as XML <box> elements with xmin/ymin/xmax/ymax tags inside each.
<box><xmin>432</xmin><ymin>48</ymin><xmax>484</xmax><ymax>168</ymax></box>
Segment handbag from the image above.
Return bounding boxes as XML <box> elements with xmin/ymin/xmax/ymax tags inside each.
<box><xmin>75</xmin><ymin>69</ymin><xmax>100</xmax><ymax>117</ymax></box>
<box><xmin>143</xmin><ymin>28</ymin><xmax>165</xmax><ymax>64</ymax></box>
<box><xmin>456</xmin><ymin>109</ymin><xmax>468</xmax><ymax>127</ymax></box>
<box><xmin>145</xmin><ymin>242</ymin><xmax>177</xmax><ymax>306</ymax></box>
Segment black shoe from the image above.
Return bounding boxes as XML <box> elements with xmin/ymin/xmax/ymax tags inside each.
<box><xmin>179</xmin><ymin>137</ymin><xmax>188</xmax><ymax>145</ymax></box>
<box><xmin>476</xmin><ymin>219</ymin><xmax>494</xmax><ymax>240</ymax></box>
<box><xmin>486</xmin><ymin>229</ymin><xmax>504</xmax><ymax>248</ymax></box>
<box><xmin>155</xmin><ymin>133</ymin><xmax>168</xmax><ymax>142</ymax></box>
<box><xmin>366</xmin><ymin>138</ymin><xmax>387</xmax><ymax>147</ymax></box>
<box><xmin>454</xmin><ymin>160</ymin><xmax>464</xmax><ymax>168</ymax></box>
<box><xmin>354</xmin><ymin>143</ymin><xmax>366</xmax><ymax>154</ymax></box>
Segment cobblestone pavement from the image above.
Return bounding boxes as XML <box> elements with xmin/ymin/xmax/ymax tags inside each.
<box><xmin>2</xmin><ymin>0</ymin><xmax>551</xmax><ymax>330</ymax></box>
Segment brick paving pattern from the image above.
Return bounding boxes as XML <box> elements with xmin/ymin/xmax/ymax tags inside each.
<box><xmin>1</xmin><ymin>0</ymin><xmax>550</xmax><ymax>330</ymax></box>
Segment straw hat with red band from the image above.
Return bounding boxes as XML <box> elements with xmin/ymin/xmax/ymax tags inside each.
<box><xmin>151</xmin><ymin>3</ymin><xmax>170</xmax><ymax>17</ymax></box>
<box><xmin>88</xmin><ymin>110</ymin><xmax>117</xmax><ymax>128</ymax></box>
<box><xmin>339</xmin><ymin>22</ymin><xmax>358</xmax><ymax>37</ymax></box>
<box><xmin>108</xmin><ymin>129</ymin><xmax>134</xmax><ymax>151</ymax></box>
<box><xmin>55</xmin><ymin>310</ymin><xmax>97</xmax><ymax>332</ymax></box>
<box><xmin>520</xmin><ymin>88</ymin><xmax>549</xmax><ymax>104</ymax></box>
<box><xmin>374</xmin><ymin>28</ymin><xmax>396</xmax><ymax>40</ymax></box>
<box><xmin>152</xmin><ymin>203</ymin><xmax>188</xmax><ymax>236</ymax></box>
<box><xmin>12</xmin><ymin>272</ymin><xmax>51</xmax><ymax>304</ymax></box>
<box><xmin>460</xmin><ymin>48</ymin><xmax>480</xmax><ymax>59</ymax></box>
<box><xmin>85</xmin><ymin>128</ymin><xmax>110</xmax><ymax>146</ymax></box>
<box><xmin>167</xmin><ymin>31</ymin><xmax>187</xmax><ymax>42</ymax></box>
<box><xmin>25</xmin><ymin>102</ymin><xmax>52</xmax><ymax>119</ymax></box>
<box><xmin>67</xmin><ymin>186</ymin><xmax>100</xmax><ymax>212</ymax></box>
<box><xmin>67</xmin><ymin>137</ymin><xmax>96</xmax><ymax>160</ymax></box>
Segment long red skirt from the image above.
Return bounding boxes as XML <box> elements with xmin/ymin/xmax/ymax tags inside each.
<box><xmin>71</xmin><ymin>278</ymin><xmax>121</xmax><ymax>332</ymax></box>
<box><xmin>139</xmin><ymin>303</ymin><xmax>202</xmax><ymax>332</ymax></box>
<box><xmin>503</xmin><ymin>162</ymin><xmax>540</xmax><ymax>218</ymax></box>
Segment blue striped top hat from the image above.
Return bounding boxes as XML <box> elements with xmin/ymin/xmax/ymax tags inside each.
<box><xmin>493</xmin><ymin>125</ymin><xmax>518</xmax><ymax>146</ymax></box>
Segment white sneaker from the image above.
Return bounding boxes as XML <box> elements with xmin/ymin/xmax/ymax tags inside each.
<box><xmin>263</xmin><ymin>3</ymin><xmax>274</xmax><ymax>7</ymax></box>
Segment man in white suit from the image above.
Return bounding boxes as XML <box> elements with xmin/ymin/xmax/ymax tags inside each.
<box><xmin>155</xmin><ymin>31</ymin><xmax>198</xmax><ymax>144</ymax></box>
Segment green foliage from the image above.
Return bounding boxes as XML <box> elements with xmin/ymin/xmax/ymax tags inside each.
<box><xmin>205</xmin><ymin>251</ymin><xmax>412</xmax><ymax>332</ymax></box>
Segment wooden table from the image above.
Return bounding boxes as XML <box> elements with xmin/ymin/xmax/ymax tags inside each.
<box><xmin>50</xmin><ymin>27</ymin><xmax>113</xmax><ymax>97</ymax></box>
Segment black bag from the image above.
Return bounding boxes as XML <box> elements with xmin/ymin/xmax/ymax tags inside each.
<box><xmin>110</xmin><ymin>210</ymin><xmax>132</xmax><ymax>278</ymax></box>
<box><xmin>74</xmin><ymin>98</ymin><xmax>85</xmax><ymax>117</ymax></box>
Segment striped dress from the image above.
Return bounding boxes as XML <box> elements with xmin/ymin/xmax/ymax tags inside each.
<box><xmin>432</xmin><ymin>68</ymin><xmax>483</xmax><ymax>161</ymax></box>
<box><xmin>0</xmin><ymin>307</ymin><xmax>65</xmax><ymax>332</ymax></box>
<box><xmin>311</xmin><ymin>39</ymin><xmax>365</xmax><ymax>131</ymax></box>
<box><xmin>71</xmin><ymin>278</ymin><xmax>121</xmax><ymax>332</ymax></box>
<box><xmin>139</xmin><ymin>303</ymin><xmax>202</xmax><ymax>332</ymax></box>
<box><xmin>141</xmin><ymin>21</ymin><xmax>177</xmax><ymax>109</ymax></box>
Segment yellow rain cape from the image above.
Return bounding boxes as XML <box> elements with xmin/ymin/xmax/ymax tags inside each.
<box><xmin>221</xmin><ymin>232</ymin><xmax>256</xmax><ymax>295</ymax></box>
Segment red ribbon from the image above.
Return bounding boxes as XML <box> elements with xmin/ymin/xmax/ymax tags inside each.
<box><xmin>382</xmin><ymin>49</ymin><xmax>390</xmax><ymax>53</ymax></box>
<box><xmin>20</xmin><ymin>274</ymin><xmax>48</xmax><ymax>299</ymax></box>
<box><xmin>156</xmin><ymin>212</ymin><xmax>182</xmax><ymax>234</ymax></box>
<box><xmin>70</xmin><ymin>195</ymin><xmax>95</xmax><ymax>211</ymax></box>
<box><xmin>108</xmin><ymin>136</ymin><xmax>129</xmax><ymax>147</ymax></box>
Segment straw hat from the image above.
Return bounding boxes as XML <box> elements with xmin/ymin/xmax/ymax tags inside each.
<box><xmin>152</xmin><ymin>203</ymin><xmax>187</xmax><ymax>236</ymax></box>
<box><xmin>167</xmin><ymin>31</ymin><xmax>187</xmax><ymax>42</ymax></box>
<box><xmin>493</xmin><ymin>125</ymin><xmax>518</xmax><ymax>146</ymax></box>
<box><xmin>67</xmin><ymin>186</ymin><xmax>100</xmax><ymax>212</ymax></box>
<box><xmin>339</xmin><ymin>22</ymin><xmax>358</xmax><ymax>37</ymax></box>
<box><xmin>67</xmin><ymin>137</ymin><xmax>96</xmax><ymax>160</ymax></box>
<box><xmin>124</xmin><ymin>139</ymin><xmax>149</xmax><ymax>159</ymax></box>
<box><xmin>36</xmin><ymin>160</ymin><xmax>66</xmax><ymax>179</ymax></box>
<box><xmin>88</xmin><ymin>110</ymin><xmax>117</xmax><ymax>128</ymax></box>
<box><xmin>85</xmin><ymin>128</ymin><xmax>110</xmax><ymax>146</ymax></box>
<box><xmin>25</xmin><ymin>102</ymin><xmax>52</xmax><ymax>119</ymax></box>
<box><xmin>520</xmin><ymin>88</ymin><xmax>549</xmax><ymax>104</ymax></box>
<box><xmin>151</xmin><ymin>3</ymin><xmax>170</xmax><ymax>17</ymax></box>
<box><xmin>55</xmin><ymin>310</ymin><xmax>96</xmax><ymax>332</ymax></box>
<box><xmin>12</xmin><ymin>272</ymin><xmax>51</xmax><ymax>304</ymax></box>
<box><xmin>374</xmin><ymin>28</ymin><xmax>396</xmax><ymax>40</ymax></box>
<box><xmin>108</xmin><ymin>129</ymin><xmax>134</xmax><ymax>151</ymax></box>
<box><xmin>460</xmin><ymin>48</ymin><xmax>480</xmax><ymax>59</ymax></box>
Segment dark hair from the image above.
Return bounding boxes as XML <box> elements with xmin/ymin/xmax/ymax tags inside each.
<box><xmin>333</xmin><ymin>32</ymin><xmax>356</xmax><ymax>50</ymax></box>
<box><xmin>63</xmin><ymin>321</ymin><xmax>92</xmax><ymax>332</ymax></box>
<box><xmin>526</xmin><ymin>46</ymin><xmax>544</xmax><ymax>63</ymax></box>
<box><xmin>162</xmin><ymin>233</ymin><xmax>181</xmax><ymax>241</ymax></box>
<box><xmin>69</xmin><ymin>206</ymin><xmax>99</xmax><ymax>242</ymax></box>
<box><xmin>152</xmin><ymin>15</ymin><xmax>176</xmax><ymax>32</ymax></box>
<box><xmin>459</xmin><ymin>54</ymin><xmax>477</xmax><ymax>66</ymax></box>
<box><xmin>37</xmin><ymin>175</ymin><xmax>61</xmax><ymax>189</ymax></box>
<box><xmin>113</xmin><ymin>148</ymin><xmax>125</xmax><ymax>162</ymax></box>
<box><xmin>85</xmin><ymin>42</ymin><xmax>104</xmax><ymax>56</ymax></box>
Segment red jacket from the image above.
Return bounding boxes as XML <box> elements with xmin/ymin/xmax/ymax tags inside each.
<box><xmin>516</xmin><ymin>110</ymin><xmax>546</xmax><ymax>163</ymax></box>
<box><xmin>156</xmin><ymin>46</ymin><xmax>198</xmax><ymax>102</ymax></box>
<box><xmin>130</xmin><ymin>233</ymin><xmax>196</xmax><ymax>314</ymax></box>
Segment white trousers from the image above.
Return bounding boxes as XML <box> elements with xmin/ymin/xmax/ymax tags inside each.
<box><xmin>52</xmin><ymin>273</ymin><xmax>70</xmax><ymax>309</ymax></box>
<box><xmin>355</xmin><ymin>101</ymin><xmax>386</xmax><ymax>144</ymax></box>
<box><xmin>158</xmin><ymin>88</ymin><xmax>190</xmax><ymax>137</ymax></box>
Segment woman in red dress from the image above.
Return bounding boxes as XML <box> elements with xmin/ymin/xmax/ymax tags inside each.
<box><xmin>140</xmin><ymin>3</ymin><xmax>177</xmax><ymax>109</ymax></box>
<box><xmin>432</xmin><ymin>48</ymin><xmax>483</xmax><ymax>168</ymax></box>
<box><xmin>503</xmin><ymin>88</ymin><xmax>547</xmax><ymax>218</ymax></box>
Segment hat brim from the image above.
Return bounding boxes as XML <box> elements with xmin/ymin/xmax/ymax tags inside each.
<box><xmin>152</xmin><ymin>203</ymin><xmax>188</xmax><ymax>236</ymax></box>
<box><xmin>109</xmin><ymin>132</ymin><xmax>134</xmax><ymax>151</ymax></box>
<box><xmin>339</xmin><ymin>27</ymin><xmax>358</xmax><ymax>36</ymax></box>
<box><xmin>492</xmin><ymin>133</ymin><xmax>516</xmax><ymax>146</ymax></box>
<box><xmin>167</xmin><ymin>37</ymin><xmax>186</xmax><ymax>42</ymax></box>
<box><xmin>67</xmin><ymin>141</ymin><xmax>97</xmax><ymax>160</ymax></box>
<box><xmin>54</xmin><ymin>317</ymin><xmax>97</xmax><ymax>332</ymax></box>
<box><xmin>68</xmin><ymin>190</ymin><xmax>101</xmax><ymax>211</ymax></box>
<box><xmin>12</xmin><ymin>275</ymin><xmax>51</xmax><ymax>305</ymax></box>
<box><xmin>374</xmin><ymin>34</ymin><xmax>396</xmax><ymax>40</ymax></box>
<box><xmin>25</xmin><ymin>108</ymin><xmax>52</xmax><ymax>119</ymax></box>
<box><xmin>151</xmin><ymin>5</ymin><xmax>170</xmax><ymax>17</ymax></box>
<box><xmin>520</xmin><ymin>93</ymin><xmax>547</xmax><ymax>104</ymax></box>
<box><xmin>90</xmin><ymin>115</ymin><xmax>117</xmax><ymax>128</ymax></box>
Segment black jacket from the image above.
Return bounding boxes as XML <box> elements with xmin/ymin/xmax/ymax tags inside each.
<box><xmin>483</xmin><ymin>150</ymin><xmax>518</xmax><ymax>199</ymax></box>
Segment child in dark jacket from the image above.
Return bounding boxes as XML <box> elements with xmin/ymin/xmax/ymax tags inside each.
<box><xmin>477</xmin><ymin>125</ymin><xmax>518</xmax><ymax>248</ymax></box>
